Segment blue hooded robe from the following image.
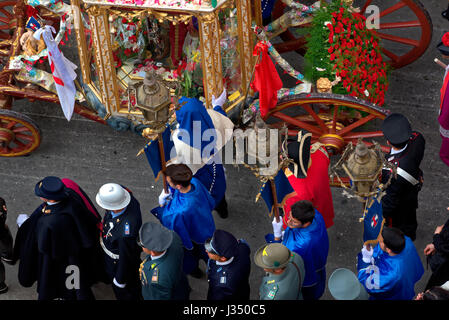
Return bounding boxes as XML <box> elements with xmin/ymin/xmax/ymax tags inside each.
<box><xmin>357</xmin><ymin>236</ymin><xmax>424</xmax><ymax>300</ymax></box>
<box><xmin>152</xmin><ymin>177</ymin><xmax>216</xmax><ymax>250</ymax></box>
<box><xmin>282</xmin><ymin>210</ymin><xmax>329</xmax><ymax>299</ymax></box>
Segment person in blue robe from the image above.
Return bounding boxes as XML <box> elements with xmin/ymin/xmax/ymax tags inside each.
<box><xmin>272</xmin><ymin>200</ymin><xmax>329</xmax><ymax>300</ymax></box>
<box><xmin>172</xmin><ymin>92</ymin><xmax>233</xmax><ymax>219</ymax></box>
<box><xmin>151</xmin><ymin>164</ymin><xmax>216</xmax><ymax>278</ymax></box>
<box><xmin>357</xmin><ymin>226</ymin><xmax>424</xmax><ymax>300</ymax></box>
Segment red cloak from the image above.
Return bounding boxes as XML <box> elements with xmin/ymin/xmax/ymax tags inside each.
<box><xmin>282</xmin><ymin>144</ymin><xmax>335</xmax><ymax>229</ymax></box>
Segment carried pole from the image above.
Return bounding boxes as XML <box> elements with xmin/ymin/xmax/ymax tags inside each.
<box><xmin>269</xmin><ymin>178</ymin><xmax>280</xmax><ymax>223</ymax></box>
<box><xmin>157</xmin><ymin>131</ymin><xmax>168</xmax><ymax>193</ymax></box>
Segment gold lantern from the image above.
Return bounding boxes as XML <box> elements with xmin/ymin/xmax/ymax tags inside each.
<box><xmin>331</xmin><ymin>138</ymin><xmax>396</xmax><ymax>201</ymax></box>
<box><xmin>128</xmin><ymin>69</ymin><xmax>172</xmax><ymax>134</ymax></box>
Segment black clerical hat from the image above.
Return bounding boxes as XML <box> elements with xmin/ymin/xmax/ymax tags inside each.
<box><xmin>381</xmin><ymin>113</ymin><xmax>411</xmax><ymax>145</ymax></box>
<box><xmin>34</xmin><ymin>176</ymin><xmax>68</xmax><ymax>201</ymax></box>
<box><xmin>286</xmin><ymin>130</ymin><xmax>312</xmax><ymax>179</ymax></box>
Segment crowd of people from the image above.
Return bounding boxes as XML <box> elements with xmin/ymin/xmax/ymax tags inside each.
<box><xmin>1</xmin><ymin>96</ymin><xmax>449</xmax><ymax>301</ymax></box>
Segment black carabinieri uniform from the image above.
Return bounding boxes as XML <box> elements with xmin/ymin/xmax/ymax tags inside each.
<box><xmin>381</xmin><ymin>131</ymin><xmax>425</xmax><ymax>241</ymax></box>
<box><xmin>206</xmin><ymin>240</ymin><xmax>251</xmax><ymax>300</ymax></box>
<box><xmin>100</xmin><ymin>191</ymin><xmax>142</xmax><ymax>300</ymax></box>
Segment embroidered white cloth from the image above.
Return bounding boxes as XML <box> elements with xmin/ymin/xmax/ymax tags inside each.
<box><xmin>34</xmin><ymin>26</ymin><xmax>77</xmax><ymax>121</ymax></box>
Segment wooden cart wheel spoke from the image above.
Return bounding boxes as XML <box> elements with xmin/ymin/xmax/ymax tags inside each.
<box><xmin>0</xmin><ymin>39</ymin><xmax>10</xmax><ymax>48</ymax></box>
<box><xmin>12</xmin><ymin>125</ymin><xmax>31</xmax><ymax>133</ymax></box>
<box><xmin>330</xmin><ymin>105</ymin><xmax>340</xmax><ymax>134</ymax></box>
<box><xmin>0</xmin><ymin>16</ymin><xmax>11</xmax><ymax>25</ymax></box>
<box><xmin>5</xmin><ymin>120</ymin><xmax>17</xmax><ymax>130</ymax></box>
<box><xmin>376</xmin><ymin>1</ymin><xmax>407</xmax><ymax>18</ymax></box>
<box><xmin>15</xmin><ymin>133</ymin><xmax>35</xmax><ymax>142</ymax></box>
<box><xmin>12</xmin><ymin>138</ymin><xmax>27</xmax><ymax>148</ymax></box>
<box><xmin>0</xmin><ymin>109</ymin><xmax>41</xmax><ymax>157</ymax></box>
<box><xmin>342</xmin><ymin>131</ymin><xmax>384</xmax><ymax>140</ymax></box>
<box><xmin>0</xmin><ymin>31</ymin><xmax>11</xmax><ymax>40</ymax></box>
<box><xmin>302</xmin><ymin>104</ymin><xmax>328</xmax><ymax>132</ymax></box>
<box><xmin>381</xmin><ymin>47</ymin><xmax>400</xmax><ymax>63</ymax></box>
<box><xmin>271</xmin><ymin>111</ymin><xmax>324</xmax><ymax>136</ymax></box>
<box><xmin>338</xmin><ymin>114</ymin><xmax>377</xmax><ymax>136</ymax></box>
<box><xmin>379</xmin><ymin>20</ymin><xmax>422</xmax><ymax>29</ymax></box>
<box><xmin>360</xmin><ymin>0</ymin><xmax>374</xmax><ymax>14</ymax></box>
<box><xmin>374</xmin><ymin>31</ymin><xmax>419</xmax><ymax>47</ymax></box>
<box><xmin>0</xmin><ymin>144</ymin><xmax>10</xmax><ymax>153</ymax></box>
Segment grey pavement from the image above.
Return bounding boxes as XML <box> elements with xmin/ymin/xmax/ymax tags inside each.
<box><xmin>1</xmin><ymin>0</ymin><xmax>449</xmax><ymax>300</ymax></box>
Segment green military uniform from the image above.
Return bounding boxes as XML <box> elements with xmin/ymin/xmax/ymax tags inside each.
<box><xmin>140</xmin><ymin>233</ymin><xmax>190</xmax><ymax>300</ymax></box>
<box><xmin>259</xmin><ymin>252</ymin><xmax>305</xmax><ymax>300</ymax></box>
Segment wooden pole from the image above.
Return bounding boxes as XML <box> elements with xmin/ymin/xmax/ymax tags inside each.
<box><xmin>435</xmin><ymin>58</ymin><xmax>448</xmax><ymax>69</ymax></box>
<box><xmin>158</xmin><ymin>132</ymin><xmax>168</xmax><ymax>193</ymax></box>
<box><xmin>270</xmin><ymin>178</ymin><xmax>280</xmax><ymax>223</ymax></box>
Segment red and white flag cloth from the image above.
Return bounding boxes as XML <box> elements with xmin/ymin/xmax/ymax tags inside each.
<box><xmin>34</xmin><ymin>26</ymin><xmax>77</xmax><ymax>121</ymax></box>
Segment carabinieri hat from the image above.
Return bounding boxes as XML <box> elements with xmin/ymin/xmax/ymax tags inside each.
<box><xmin>254</xmin><ymin>243</ymin><xmax>291</xmax><ymax>269</ymax></box>
<box><xmin>34</xmin><ymin>176</ymin><xmax>68</xmax><ymax>201</ymax></box>
<box><xmin>138</xmin><ymin>222</ymin><xmax>173</xmax><ymax>252</ymax></box>
<box><xmin>205</xmin><ymin>229</ymin><xmax>239</xmax><ymax>259</ymax></box>
<box><xmin>381</xmin><ymin>113</ymin><xmax>412</xmax><ymax>145</ymax></box>
<box><xmin>285</xmin><ymin>130</ymin><xmax>312</xmax><ymax>179</ymax></box>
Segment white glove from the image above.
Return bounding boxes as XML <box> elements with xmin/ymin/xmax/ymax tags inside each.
<box><xmin>158</xmin><ymin>189</ymin><xmax>172</xmax><ymax>206</ymax></box>
<box><xmin>211</xmin><ymin>88</ymin><xmax>227</xmax><ymax>108</ymax></box>
<box><xmin>17</xmin><ymin>214</ymin><xmax>29</xmax><ymax>228</ymax></box>
<box><xmin>361</xmin><ymin>245</ymin><xmax>373</xmax><ymax>263</ymax></box>
<box><xmin>113</xmin><ymin>278</ymin><xmax>126</xmax><ymax>288</ymax></box>
<box><xmin>272</xmin><ymin>217</ymin><xmax>283</xmax><ymax>239</ymax></box>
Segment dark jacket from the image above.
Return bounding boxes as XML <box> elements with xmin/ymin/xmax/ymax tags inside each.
<box><xmin>425</xmin><ymin>218</ymin><xmax>449</xmax><ymax>289</ymax></box>
<box><xmin>381</xmin><ymin>131</ymin><xmax>425</xmax><ymax>240</ymax></box>
<box><xmin>140</xmin><ymin>233</ymin><xmax>190</xmax><ymax>300</ymax></box>
<box><xmin>100</xmin><ymin>193</ymin><xmax>142</xmax><ymax>286</ymax></box>
<box><xmin>206</xmin><ymin>240</ymin><xmax>251</xmax><ymax>300</ymax></box>
<box><xmin>13</xmin><ymin>197</ymin><xmax>100</xmax><ymax>300</ymax></box>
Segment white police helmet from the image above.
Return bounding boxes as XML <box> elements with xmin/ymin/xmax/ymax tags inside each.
<box><xmin>96</xmin><ymin>183</ymin><xmax>131</xmax><ymax>211</ymax></box>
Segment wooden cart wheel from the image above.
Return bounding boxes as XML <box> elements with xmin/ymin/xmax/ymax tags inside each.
<box><xmin>0</xmin><ymin>109</ymin><xmax>41</xmax><ymax>157</ymax></box>
<box><xmin>272</xmin><ymin>0</ymin><xmax>432</xmax><ymax>69</ymax></box>
<box><xmin>0</xmin><ymin>1</ymin><xmax>16</xmax><ymax>40</ymax></box>
<box><xmin>263</xmin><ymin>92</ymin><xmax>390</xmax><ymax>186</ymax></box>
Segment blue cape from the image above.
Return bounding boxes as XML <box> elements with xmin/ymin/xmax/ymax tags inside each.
<box><xmin>176</xmin><ymin>97</ymin><xmax>216</xmax><ymax>154</ymax></box>
<box><xmin>153</xmin><ymin>178</ymin><xmax>216</xmax><ymax>250</ymax></box>
<box><xmin>193</xmin><ymin>161</ymin><xmax>226</xmax><ymax>207</ymax></box>
<box><xmin>282</xmin><ymin>210</ymin><xmax>329</xmax><ymax>287</ymax></box>
<box><xmin>357</xmin><ymin>236</ymin><xmax>424</xmax><ymax>300</ymax></box>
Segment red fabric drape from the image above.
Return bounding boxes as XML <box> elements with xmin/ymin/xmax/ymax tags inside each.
<box><xmin>250</xmin><ymin>42</ymin><xmax>283</xmax><ymax>118</ymax></box>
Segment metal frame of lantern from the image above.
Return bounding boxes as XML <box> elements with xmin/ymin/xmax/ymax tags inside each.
<box><xmin>329</xmin><ymin>138</ymin><xmax>396</xmax><ymax>201</ymax></box>
<box><xmin>72</xmin><ymin>0</ymin><xmax>255</xmax><ymax>121</ymax></box>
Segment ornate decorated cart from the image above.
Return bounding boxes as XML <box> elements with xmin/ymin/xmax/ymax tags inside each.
<box><xmin>0</xmin><ymin>0</ymin><xmax>433</xmax><ymax>163</ymax></box>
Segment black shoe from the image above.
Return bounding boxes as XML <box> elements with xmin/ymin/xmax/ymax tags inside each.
<box><xmin>443</xmin><ymin>9</ymin><xmax>449</xmax><ymax>21</ymax></box>
<box><xmin>189</xmin><ymin>267</ymin><xmax>204</xmax><ymax>279</ymax></box>
<box><xmin>214</xmin><ymin>198</ymin><xmax>229</xmax><ymax>219</ymax></box>
<box><xmin>0</xmin><ymin>283</ymin><xmax>8</xmax><ymax>294</ymax></box>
